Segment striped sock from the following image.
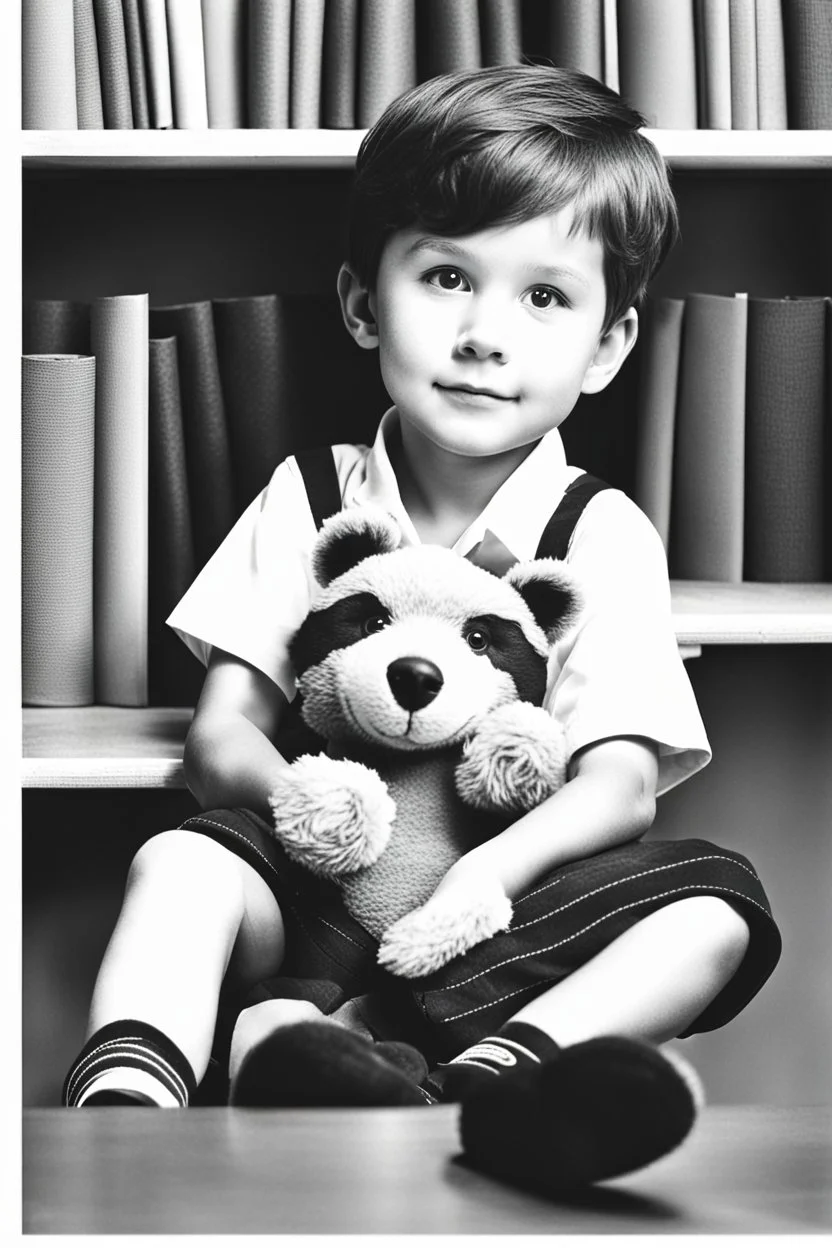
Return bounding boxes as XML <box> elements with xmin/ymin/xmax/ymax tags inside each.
<box><xmin>62</xmin><ymin>1020</ymin><xmax>197</xmax><ymax>1108</ymax></box>
<box><xmin>432</xmin><ymin>1021</ymin><xmax>562</xmax><ymax>1101</ymax></box>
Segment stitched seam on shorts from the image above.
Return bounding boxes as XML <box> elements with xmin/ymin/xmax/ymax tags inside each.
<box><xmin>432</xmin><ymin>883</ymin><xmax>774</xmax><ymax>1007</ymax></box>
<box><xmin>181</xmin><ymin>816</ymin><xmax>283</xmax><ymax>884</ymax></box>
<box><xmin>288</xmin><ymin>906</ymin><xmax>375</xmax><ymax>980</ymax></box>
<box><xmin>510</xmin><ymin>855</ymin><xmax>761</xmax><ymax>934</ymax></box>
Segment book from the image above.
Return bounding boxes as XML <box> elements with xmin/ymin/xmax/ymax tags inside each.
<box><xmin>138</xmin><ymin>0</ymin><xmax>174</xmax><ymax>128</ymax></box>
<box><xmin>166</xmin><ymin>0</ymin><xmax>209</xmax><ymax>128</ymax></box>
<box><xmin>323</xmin><ymin>0</ymin><xmax>359</xmax><ymax>128</ymax></box>
<box><xmin>291</xmin><ymin>0</ymin><xmax>326</xmax><ymax>128</ymax></box>
<box><xmin>23</xmin><ymin>299</ymin><xmax>91</xmax><ymax>356</ymax></box>
<box><xmin>695</xmin><ymin>0</ymin><xmax>731</xmax><ymax>129</ymax></box>
<box><xmin>548</xmin><ymin>0</ymin><xmax>604</xmax><ymax>81</ymax></box>
<box><xmin>744</xmin><ymin>297</ymin><xmax>827</xmax><ymax>582</ymax></box>
<box><xmin>357</xmin><ymin>0</ymin><xmax>417</xmax><ymax>129</ymax></box>
<box><xmin>479</xmin><ymin>0</ymin><xmax>522</xmax><ymax>67</ymax></box>
<box><xmin>212</xmin><ymin>294</ymin><xmax>299</xmax><ymax>512</ymax></box>
<box><xmin>782</xmin><ymin>0</ymin><xmax>832</xmax><ymax>128</ymax></box>
<box><xmin>633</xmin><ymin>297</ymin><xmax>685</xmax><ymax>551</ymax></box>
<box><xmin>755</xmin><ymin>0</ymin><xmax>787</xmax><ymax>129</ymax></box>
<box><xmin>419</xmin><ymin>0</ymin><xmax>482</xmax><ymax>78</ymax></box>
<box><xmin>122</xmin><ymin>0</ymin><xmax>151</xmax><ymax>128</ymax></box>
<box><xmin>670</xmin><ymin>293</ymin><xmax>747</xmax><ymax>582</ymax></box>
<box><xmin>603</xmin><ymin>0</ymin><xmax>619</xmax><ymax>92</ymax></box>
<box><xmin>248</xmin><ymin>0</ymin><xmax>292</xmax><ymax>128</ymax></box>
<box><xmin>202</xmin><ymin>0</ymin><xmax>247</xmax><ymax>128</ymax></box>
<box><xmin>22</xmin><ymin>0</ymin><xmax>78</xmax><ymax>129</ymax></box>
<box><xmin>73</xmin><ymin>0</ymin><xmax>105</xmax><ymax>129</ymax></box>
<box><xmin>148</xmin><ymin>302</ymin><xmax>237</xmax><ymax>569</ymax></box>
<box><xmin>729</xmin><ymin>0</ymin><xmax>758</xmax><ymax>129</ymax></box>
<box><xmin>22</xmin><ymin>354</ymin><xmax>95</xmax><ymax>706</ymax></box>
<box><xmin>148</xmin><ymin>337</ymin><xmax>203</xmax><ymax>707</ymax></box>
<box><xmin>91</xmin><ymin>294</ymin><xmax>149</xmax><ymax>706</ymax></box>
<box><xmin>92</xmin><ymin>0</ymin><xmax>134</xmax><ymax>128</ymax></box>
<box><xmin>617</xmin><ymin>0</ymin><xmax>698</xmax><ymax>128</ymax></box>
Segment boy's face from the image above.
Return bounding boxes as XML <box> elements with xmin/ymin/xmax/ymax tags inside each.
<box><xmin>346</xmin><ymin>207</ymin><xmax>636</xmax><ymax>461</ymax></box>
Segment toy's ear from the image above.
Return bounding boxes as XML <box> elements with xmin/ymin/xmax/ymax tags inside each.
<box><xmin>312</xmin><ymin>505</ymin><xmax>403</xmax><ymax>586</ymax></box>
<box><xmin>504</xmin><ymin>559</ymin><xmax>581</xmax><ymax>643</ymax></box>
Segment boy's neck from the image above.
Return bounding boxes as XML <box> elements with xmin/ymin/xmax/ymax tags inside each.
<box><xmin>389</xmin><ymin>417</ymin><xmax>538</xmax><ymax>547</ymax></box>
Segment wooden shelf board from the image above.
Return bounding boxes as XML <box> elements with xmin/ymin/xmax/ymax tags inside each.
<box><xmin>21</xmin><ymin>129</ymin><xmax>832</xmax><ymax>170</ymax></box>
<box><xmin>20</xmin><ymin>584</ymin><xmax>832</xmax><ymax>788</ymax></box>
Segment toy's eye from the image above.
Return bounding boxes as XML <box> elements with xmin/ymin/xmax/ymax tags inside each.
<box><xmin>465</xmin><ymin>626</ymin><xmax>491</xmax><ymax>652</ymax></box>
<box><xmin>363</xmin><ymin>612</ymin><xmax>391</xmax><ymax>636</ymax></box>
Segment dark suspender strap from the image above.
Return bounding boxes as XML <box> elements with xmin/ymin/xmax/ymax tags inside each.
<box><xmin>293</xmin><ymin>446</ymin><xmax>343</xmax><ymax>531</ymax></box>
<box><xmin>535</xmin><ymin>473</ymin><xmax>611</xmax><ymax>561</ymax></box>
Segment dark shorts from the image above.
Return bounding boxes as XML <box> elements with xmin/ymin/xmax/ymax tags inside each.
<box><xmin>179</xmin><ymin>807</ymin><xmax>782</xmax><ymax>1065</ymax></box>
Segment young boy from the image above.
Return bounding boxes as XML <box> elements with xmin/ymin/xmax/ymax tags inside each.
<box><xmin>63</xmin><ymin>66</ymin><xmax>780</xmax><ymax>1192</ymax></box>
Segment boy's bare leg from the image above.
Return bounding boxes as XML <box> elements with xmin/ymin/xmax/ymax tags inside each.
<box><xmin>68</xmin><ymin>829</ymin><xmax>285</xmax><ymax>1103</ymax></box>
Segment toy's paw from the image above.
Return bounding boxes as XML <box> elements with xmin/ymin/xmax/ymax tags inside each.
<box><xmin>268</xmin><ymin>754</ymin><xmax>395</xmax><ymax>878</ymax></box>
<box><xmin>377</xmin><ymin>879</ymin><xmax>512</xmax><ymax>978</ymax></box>
<box><xmin>455</xmin><ymin>702</ymin><xmax>568</xmax><ymax>814</ymax></box>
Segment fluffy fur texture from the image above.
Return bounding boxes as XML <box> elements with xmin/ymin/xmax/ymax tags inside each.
<box><xmin>270</xmin><ymin>504</ymin><xmax>581</xmax><ymax>978</ymax></box>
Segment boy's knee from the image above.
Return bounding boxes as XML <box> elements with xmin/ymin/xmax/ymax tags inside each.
<box><xmin>673</xmin><ymin>895</ymin><xmax>751</xmax><ymax>977</ymax></box>
<box><xmin>128</xmin><ymin>828</ymin><xmax>246</xmax><ymax>917</ymax></box>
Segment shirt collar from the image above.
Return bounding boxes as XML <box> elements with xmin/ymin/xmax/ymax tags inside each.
<box><xmin>350</xmin><ymin>407</ymin><xmax>571</xmax><ymax>560</ymax></box>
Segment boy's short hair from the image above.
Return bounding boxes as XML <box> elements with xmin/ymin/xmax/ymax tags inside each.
<box><xmin>348</xmin><ymin>65</ymin><xmax>679</xmax><ymax>332</ymax></box>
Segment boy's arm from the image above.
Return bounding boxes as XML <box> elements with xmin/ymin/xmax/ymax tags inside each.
<box><xmin>183</xmin><ymin>648</ymin><xmax>293</xmax><ymax>819</ymax></box>
<box><xmin>435</xmin><ymin>735</ymin><xmax>659</xmax><ymax>902</ymax></box>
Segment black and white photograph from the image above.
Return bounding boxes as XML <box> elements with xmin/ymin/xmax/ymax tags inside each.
<box><xmin>9</xmin><ymin>0</ymin><xmax>832</xmax><ymax>1238</ymax></box>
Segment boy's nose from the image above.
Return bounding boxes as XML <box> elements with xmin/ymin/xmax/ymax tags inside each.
<box><xmin>455</xmin><ymin>329</ymin><xmax>508</xmax><ymax>363</ymax></box>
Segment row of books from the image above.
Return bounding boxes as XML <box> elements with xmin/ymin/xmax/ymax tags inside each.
<box><xmin>22</xmin><ymin>0</ymin><xmax>832</xmax><ymax>132</ymax></box>
<box><xmin>21</xmin><ymin>290</ymin><xmax>386</xmax><ymax>709</ymax></box>
<box><xmin>634</xmin><ymin>292</ymin><xmax>831</xmax><ymax>584</ymax></box>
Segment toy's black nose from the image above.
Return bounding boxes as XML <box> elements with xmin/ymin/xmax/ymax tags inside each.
<box><xmin>387</xmin><ymin>657</ymin><xmax>444</xmax><ymax>712</ymax></box>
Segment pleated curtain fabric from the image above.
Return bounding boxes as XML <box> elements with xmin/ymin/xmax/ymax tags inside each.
<box><xmin>696</xmin><ymin>0</ymin><xmax>732</xmax><ymax>129</ymax></box>
<box><xmin>670</xmin><ymin>293</ymin><xmax>748</xmax><ymax>582</ymax></box>
<box><xmin>479</xmin><ymin>0</ymin><xmax>522</xmax><ymax>66</ymax></box>
<box><xmin>139</xmin><ymin>0</ymin><xmax>174</xmax><ymax>128</ymax></box>
<box><xmin>633</xmin><ymin>297</ymin><xmax>685</xmax><ymax>552</ymax></box>
<box><xmin>744</xmin><ymin>298</ymin><xmax>827</xmax><ymax>581</ymax></box>
<box><xmin>92</xmin><ymin>294</ymin><xmax>149</xmax><ymax>706</ymax></box>
<box><xmin>202</xmin><ymin>0</ymin><xmax>247</xmax><ymax>128</ymax></box>
<box><xmin>73</xmin><ymin>0</ymin><xmax>105</xmax><ymax>129</ymax></box>
<box><xmin>323</xmin><ymin>0</ymin><xmax>359</xmax><ymax>128</ymax></box>
<box><xmin>166</xmin><ymin>0</ymin><xmax>209</xmax><ymax>128</ymax></box>
<box><xmin>148</xmin><ymin>302</ymin><xmax>236</xmax><ymax>569</ymax></box>
<box><xmin>548</xmin><ymin>0</ymin><xmax>604</xmax><ymax>80</ymax></box>
<box><xmin>23</xmin><ymin>299</ymin><xmax>91</xmax><ymax>356</ymax></box>
<box><xmin>22</xmin><ymin>354</ymin><xmax>96</xmax><ymax>706</ymax></box>
<box><xmin>92</xmin><ymin>0</ymin><xmax>134</xmax><ymax>128</ymax></box>
<box><xmin>248</xmin><ymin>0</ymin><xmax>292</xmax><ymax>128</ymax></box>
<box><xmin>22</xmin><ymin>0</ymin><xmax>78</xmax><ymax>129</ymax></box>
<box><xmin>291</xmin><ymin>0</ymin><xmax>326</xmax><ymax>127</ymax></box>
<box><xmin>617</xmin><ymin>0</ymin><xmax>698</xmax><ymax>128</ymax></box>
<box><xmin>122</xmin><ymin>0</ymin><xmax>151</xmax><ymax>128</ymax></box>
<box><xmin>357</xmin><ymin>0</ymin><xmax>417</xmax><ymax>129</ymax></box>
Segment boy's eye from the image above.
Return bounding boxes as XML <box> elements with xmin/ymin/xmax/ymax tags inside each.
<box><xmin>527</xmin><ymin>286</ymin><xmax>562</xmax><ymax>310</ymax></box>
<box><xmin>363</xmin><ymin>612</ymin><xmax>391</xmax><ymax>636</ymax></box>
<box><xmin>427</xmin><ymin>268</ymin><xmax>468</xmax><ymax>292</ymax></box>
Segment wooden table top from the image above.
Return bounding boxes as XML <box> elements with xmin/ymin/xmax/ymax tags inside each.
<box><xmin>22</xmin><ymin>1104</ymin><xmax>831</xmax><ymax>1235</ymax></box>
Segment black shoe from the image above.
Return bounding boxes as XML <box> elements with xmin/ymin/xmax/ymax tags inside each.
<box><xmin>230</xmin><ymin>1020</ymin><xmax>434</xmax><ymax>1107</ymax></box>
<box><xmin>458</xmin><ymin>1036</ymin><xmax>703</xmax><ymax>1193</ymax></box>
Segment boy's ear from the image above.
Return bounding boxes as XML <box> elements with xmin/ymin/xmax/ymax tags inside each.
<box><xmin>337</xmin><ymin>262</ymin><xmax>379</xmax><ymax>350</ymax></box>
<box><xmin>580</xmin><ymin>306</ymin><xmax>639</xmax><ymax>395</ymax></box>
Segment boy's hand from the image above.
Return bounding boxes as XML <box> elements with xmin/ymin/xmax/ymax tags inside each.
<box><xmin>269</xmin><ymin>754</ymin><xmax>395</xmax><ymax>878</ymax></box>
<box><xmin>377</xmin><ymin>873</ymin><xmax>512</xmax><ymax>979</ymax></box>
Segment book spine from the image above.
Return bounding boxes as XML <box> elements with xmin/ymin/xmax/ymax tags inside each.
<box><xmin>139</xmin><ymin>0</ymin><xmax>174</xmax><ymax>128</ymax></box>
<box><xmin>248</xmin><ymin>0</ymin><xmax>292</xmax><ymax>129</ymax></box>
<box><xmin>92</xmin><ymin>0</ymin><xmax>135</xmax><ymax>128</ymax></box>
<box><xmin>421</xmin><ymin>0</ymin><xmax>482</xmax><ymax>77</ymax></box>
<box><xmin>22</xmin><ymin>354</ymin><xmax>96</xmax><ymax>706</ymax></box>
<box><xmin>122</xmin><ymin>0</ymin><xmax>151</xmax><ymax>127</ymax></box>
<box><xmin>783</xmin><ymin>0</ymin><xmax>832</xmax><ymax>129</ymax></box>
<box><xmin>166</xmin><ymin>0</ymin><xmax>209</xmax><ymax>128</ymax></box>
<box><xmin>22</xmin><ymin>0</ymin><xmax>78</xmax><ymax>129</ymax></box>
<box><xmin>202</xmin><ymin>0</ymin><xmax>247</xmax><ymax>128</ymax></box>
<box><xmin>633</xmin><ymin>297</ymin><xmax>685</xmax><ymax>551</ymax></box>
<box><xmin>729</xmin><ymin>0</ymin><xmax>758</xmax><ymax>129</ymax></box>
<box><xmin>755</xmin><ymin>0</ymin><xmax>787</xmax><ymax>129</ymax></box>
<box><xmin>549</xmin><ymin>0</ymin><xmax>604</xmax><ymax>81</ymax></box>
<box><xmin>291</xmin><ymin>0</ymin><xmax>326</xmax><ymax>128</ymax></box>
<box><xmin>744</xmin><ymin>297</ymin><xmax>827</xmax><ymax>581</ymax></box>
<box><xmin>670</xmin><ymin>293</ymin><xmax>747</xmax><ymax>582</ymax></box>
<box><xmin>479</xmin><ymin>0</ymin><xmax>522</xmax><ymax>67</ymax></box>
<box><xmin>73</xmin><ymin>0</ymin><xmax>105</xmax><ymax>129</ymax></box>
<box><xmin>357</xmin><ymin>0</ymin><xmax>417</xmax><ymax>129</ymax></box>
<box><xmin>695</xmin><ymin>0</ymin><xmax>732</xmax><ymax>129</ymax></box>
<box><xmin>603</xmin><ymin>0</ymin><xmax>619</xmax><ymax>92</ymax></box>
<box><xmin>617</xmin><ymin>0</ymin><xmax>698</xmax><ymax>128</ymax></box>
<box><xmin>91</xmin><ymin>294</ymin><xmax>150</xmax><ymax>706</ymax></box>
<box><xmin>323</xmin><ymin>0</ymin><xmax>359</xmax><ymax>128</ymax></box>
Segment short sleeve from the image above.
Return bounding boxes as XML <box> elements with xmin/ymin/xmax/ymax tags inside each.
<box><xmin>545</xmin><ymin>490</ymin><xmax>711</xmax><ymax>795</ymax></box>
<box><xmin>166</xmin><ymin>458</ymin><xmax>319</xmax><ymax>700</ymax></box>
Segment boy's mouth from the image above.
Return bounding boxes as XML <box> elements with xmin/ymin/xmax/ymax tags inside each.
<box><xmin>436</xmin><ymin>383</ymin><xmax>516</xmax><ymax>403</ymax></box>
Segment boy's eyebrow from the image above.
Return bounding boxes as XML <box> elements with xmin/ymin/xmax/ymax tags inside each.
<box><xmin>404</xmin><ymin>235</ymin><xmax>592</xmax><ymax>290</ymax></box>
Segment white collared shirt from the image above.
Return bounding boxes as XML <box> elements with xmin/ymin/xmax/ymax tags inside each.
<box><xmin>168</xmin><ymin>408</ymin><xmax>710</xmax><ymax>794</ymax></box>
